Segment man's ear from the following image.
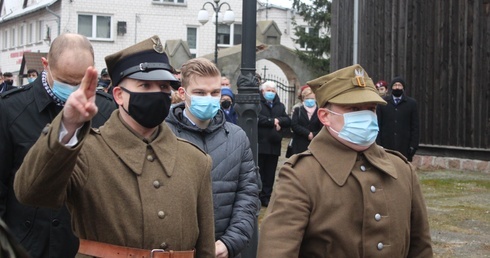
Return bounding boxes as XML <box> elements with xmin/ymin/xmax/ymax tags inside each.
<box><xmin>113</xmin><ymin>86</ymin><xmax>123</xmax><ymax>106</ymax></box>
<box><xmin>41</xmin><ymin>57</ymin><xmax>48</xmax><ymax>69</ymax></box>
<box><xmin>178</xmin><ymin>87</ymin><xmax>187</xmax><ymax>101</ymax></box>
<box><xmin>317</xmin><ymin>108</ymin><xmax>330</xmax><ymax>127</ymax></box>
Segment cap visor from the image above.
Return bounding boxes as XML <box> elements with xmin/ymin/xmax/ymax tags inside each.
<box><xmin>128</xmin><ymin>69</ymin><xmax>179</xmax><ymax>84</ymax></box>
<box><xmin>329</xmin><ymin>89</ymin><xmax>387</xmax><ymax>105</ymax></box>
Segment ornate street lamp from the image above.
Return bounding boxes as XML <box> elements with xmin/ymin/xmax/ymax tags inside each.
<box><xmin>197</xmin><ymin>0</ymin><xmax>235</xmax><ymax>65</ymax></box>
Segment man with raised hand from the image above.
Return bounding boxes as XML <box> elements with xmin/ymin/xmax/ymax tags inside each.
<box><xmin>14</xmin><ymin>36</ymin><xmax>215</xmax><ymax>257</ymax></box>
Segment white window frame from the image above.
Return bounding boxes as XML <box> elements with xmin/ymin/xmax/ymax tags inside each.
<box><xmin>19</xmin><ymin>24</ymin><xmax>25</xmax><ymax>46</ymax></box>
<box><xmin>2</xmin><ymin>30</ymin><xmax>8</xmax><ymax>50</ymax></box>
<box><xmin>10</xmin><ymin>28</ymin><xmax>16</xmax><ymax>48</ymax></box>
<box><xmin>77</xmin><ymin>13</ymin><xmax>113</xmax><ymax>41</ymax></box>
<box><xmin>187</xmin><ymin>26</ymin><xmax>198</xmax><ymax>58</ymax></box>
<box><xmin>27</xmin><ymin>22</ymin><xmax>34</xmax><ymax>44</ymax></box>
<box><xmin>36</xmin><ymin>20</ymin><xmax>43</xmax><ymax>42</ymax></box>
<box><xmin>217</xmin><ymin>23</ymin><xmax>242</xmax><ymax>48</ymax></box>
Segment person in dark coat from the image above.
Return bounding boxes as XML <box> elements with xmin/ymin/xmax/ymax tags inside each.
<box><xmin>220</xmin><ymin>87</ymin><xmax>238</xmax><ymax>124</ymax></box>
<box><xmin>0</xmin><ymin>72</ymin><xmax>15</xmax><ymax>93</ymax></box>
<box><xmin>0</xmin><ymin>33</ymin><xmax>116</xmax><ymax>258</ymax></box>
<box><xmin>258</xmin><ymin>81</ymin><xmax>291</xmax><ymax>207</ymax></box>
<box><xmin>166</xmin><ymin>58</ymin><xmax>259</xmax><ymax>258</ymax></box>
<box><xmin>289</xmin><ymin>86</ymin><xmax>322</xmax><ymax>156</ymax></box>
<box><xmin>376</xmin><ymin>77</ymin><xmax>420</xmax><ymax>161</ymax></box>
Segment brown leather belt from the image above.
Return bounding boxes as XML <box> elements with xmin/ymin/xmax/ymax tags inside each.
<box><xmin>78</xmin><ymin>239</ymin><xmax>195</xmax><ymax>258</ymax></box>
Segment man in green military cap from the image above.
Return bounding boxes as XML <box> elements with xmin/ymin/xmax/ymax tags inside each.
<box><xmin>14</xmin><ymin>35</ymin><xmax>215</xmax><ymax>257</ymax></box>
<box><xmin>258</xmin><ymin>64</ymin><xmax>433</xmax><ymax>257</ymax></box>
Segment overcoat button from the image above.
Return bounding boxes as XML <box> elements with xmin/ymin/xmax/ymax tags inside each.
<box><xmin>160</xmin><ymin>242</ymin><xmax>168</xmax><ymax>249</ymax></box>
<box><xmin>377</xmin><ymin>242</ymin><xmax>384</xmax><ymax>250</ymax></box>
<box><xmin>42</xmin><ymin>126</ymin><xmax>49</xmax><ymax>135</ymax></box>
<box><xmin>374</xmin><ymin>213</ymin><xmax>381</xmax><ymax>221</ymax></box>
<box><xmin>24</xmin><ymin>220</ymin><xmax>32</xmax><ymax>228</ymax></box>
<box><xmin>158</xmin><ymin>211</ymin><xmax>165</xmax><ymax>219</ymax></box>
<box><xmin>360</xmin><ymin>165</ymin><xmax>366</xmax><ymax>171</ymax></box>
<box><xmin>147</xmin><ymin>155</ymin><xmax>154</xmax><ymax>161</ymax></box>
<box><xmin>153</xmin><ymin>180</ymin><xmax>161</xmax><ymax>188</ymax></box>
<box><xmin>370</xmin><ymin>186</ymin><xmax>376</xmax><ymax>193</ymax></box>
<box><xmin>52</xmin><ymin>219</ymin><xmax>60</xmax><ymax>227</ymax></box>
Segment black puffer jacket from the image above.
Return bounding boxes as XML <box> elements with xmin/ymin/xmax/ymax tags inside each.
<box><xmin>166</xmin><ymin>103</ymin><xmax>260</xmax><ymax>258</ymax></box>
<box><xmin>0</xmin><ymin>76</ymin><xmax>115</xmax><ymax>258</ymax></box>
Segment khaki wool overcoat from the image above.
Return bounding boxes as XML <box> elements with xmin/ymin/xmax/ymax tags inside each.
<box><xmin>14</xmin><ymin>110</ymin><xmax>215</xmax><ymax>257</ymax></box>
<box><xmin>258</xmin><ymin>127</ymin><xmax>433</xmax><ymax>257</ymax></box>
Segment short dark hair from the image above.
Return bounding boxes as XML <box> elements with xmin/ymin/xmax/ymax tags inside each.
<box><xmin>3</xmin><ymin>72</ymin><xmax>13</xmax><ymax>77</ymax></box>
<box><xmin>27</xmin><ymin>69</ymin><xmax>39</xmax><ymax>75</ymax></box>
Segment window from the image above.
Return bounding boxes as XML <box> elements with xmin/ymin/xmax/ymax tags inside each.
<box><xmin>27</xmin><ymin>22</ymin><xmax>34</xmax><ymax>44</ymax></box>
<box><xmin>10</xmin><ymin>28</ymin><xmax>16</xmax><ymax>48</ymax></box>
<box><xmin>36</xmin><ymin>20</ymin><xmax>43</xmax><ymax>42</ymax></box>
<box><xmin>152</xmin><ymin>0</ymin><xmax>185</xmax><ymax>4</ymax></box>
<box><xmin>298</xmin><ymin>26</ymin><xmax>318</xmax><ymax>50</ymax></box>
<box><xmin>2</xmin><ymin>30</ymin><xmax>8</xmax><ymax>49</ymax></box>
<box><xmin>187</xmin><ymin>27</ymin><xmax>197</xmax><ymax>58</ymax></box>
<box><xmin>19</xmin><ymin>24</ymin><xmax>25</xmax><ymax>46</ymax></box>
<box><xmin>217</xmin><ymin>23</ymin><xmax>242</xmax><ymax>47</ymax></box>
<box><xmin>78</xmin><ymin>14</ymin><xmax>112</xmax><ymax>40</ymax></box>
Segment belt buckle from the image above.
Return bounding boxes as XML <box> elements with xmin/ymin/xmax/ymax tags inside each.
<box><xmin>151</xmin><ymin>249</ymin><xmax>166</xmax><ymax>258</ymax></box>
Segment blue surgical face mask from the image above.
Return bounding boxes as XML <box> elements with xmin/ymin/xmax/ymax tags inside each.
<box><xmin>264</xmin><ymin>91</ymin><xmax>276</xmax><ymax>101</ymax></box>
<box><xmin>303</xmin><ymin>99</ymin><xmax>316</xmax><ymax>108</ymax></box>
<box><xmin>185</xmin><ymin>90</ymin><xmax>221</xmax><ymax>121</ymax></box>
<box><xmin>328</xmin><ymin>109</ymin><xmax>379</xmax><ymax>146</ymax></box>
<box><xmin>27</xmin><ymin>78</ymin><xmax>36</xmax><ymax>83</ymax></box>
<box><xmin>49</xmin><ymin>68</ymin><xmax>79</xmax><ymax>102</ymax></box>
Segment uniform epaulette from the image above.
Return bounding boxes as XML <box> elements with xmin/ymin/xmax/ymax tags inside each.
<box><xmin>0</xmin><ymin>85</ymin><xmax>32</xmax><ymax>99</ymax></box>
<box><xmin>95</xmin><ymin>90</ymin><xmax>114</xmax><ymax>101</ymax></box>
<box><xmin>285</xmin><ymin>150</ymin><xmax>313</xmax><ymax>167</ymax></box>
<box><xmin>384</xmin><ymin>148</ymin><xmax>409</xmax><ymax>163</ymax></box>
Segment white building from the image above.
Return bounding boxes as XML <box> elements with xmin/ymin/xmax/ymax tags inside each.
<box><xmin>0</xmin><ymin>0</ymin><xmax>315</xmax><ymax>87</ymax></box>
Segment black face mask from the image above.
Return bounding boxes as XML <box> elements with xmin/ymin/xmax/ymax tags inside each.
<box><xmin>99</xmin><ymin>80</ymin><xmax>111</xmax><ymax>88</ymax></box>
<box><xmin>4</xmin><ymin>80</ymin><xmax>13</xmax><ymax>86</ymax></box>
<box><xmin>221</xmin><ymin>100</ymin><xmax>232</xmax><ymax>109</ymax></box>
<box><xmin>120</xmin><ymin>87</ymin><xmax>171</xmax><ymax>128</ymax></box>
<box><xmin>392</xmin><ymin>89</ymin><xmax>404</xmax><ymax>97</ymax></box>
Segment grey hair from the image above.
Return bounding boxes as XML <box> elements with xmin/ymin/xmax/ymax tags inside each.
<box><xmin>260</xmin><ymin>80</ymin><xmax>276</xmax><ymax>91</ymax></box>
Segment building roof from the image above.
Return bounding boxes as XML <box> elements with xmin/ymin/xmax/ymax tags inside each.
<box><xmin>0</xmin><ymin>0</ymin><xmax>58</xmax><ymax>22</ymax></box>
<box><xmin>19</xmin><ymin>52</ymin><xmax>46</xmax><ymax>76</ymax></box>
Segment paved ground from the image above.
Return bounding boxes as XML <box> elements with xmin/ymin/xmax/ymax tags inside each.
<box><xmin>258</xmin><ymin>138</ymin><xmax>490</xmax><ymax>257</ymax></box>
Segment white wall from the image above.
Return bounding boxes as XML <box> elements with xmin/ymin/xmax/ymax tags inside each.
<box><xmin>1</xmin><ymin>0</ymin><xmax>319</xmax><ymax>82</ymax></box>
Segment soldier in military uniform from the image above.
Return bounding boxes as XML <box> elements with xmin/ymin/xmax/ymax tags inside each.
<box><xmin>0</xmin><ymin>33</ymin><xmax>115</xmax><ymax>258</ymax></box>
<box><xmin>257</xmin><ymin>64</ymin><xmax>433</xmax><ymax>257</ymax></box>
<box><xmin>14</xmin><ymin>36</ymin><xmax>215</xmax><ymax>257</ymax></box>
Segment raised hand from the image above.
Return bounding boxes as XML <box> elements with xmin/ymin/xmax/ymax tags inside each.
<box><xmin>62</xmin><ymin>66</ymin><xmax>99</xmax><ymax>138</ymax></box>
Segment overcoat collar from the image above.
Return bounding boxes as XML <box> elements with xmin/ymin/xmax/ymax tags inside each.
<box><xmin>99</xmin><ymin>110</ymin><xmax>177</xmax><ymax>177</ymax></box>
<box><xmin>308</xmin><ymin>127</ymin><xmax>398</xmax><ymax>186</ymax></box>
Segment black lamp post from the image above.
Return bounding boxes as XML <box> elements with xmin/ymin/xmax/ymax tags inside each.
<box><xmin>234</xmin><ymin>2</ymin><xmax>260</xmax><ymax>256</ymax></box>
<box><xmin>197</xmin><ymin>0</ymin><xmax>235</xmax><ymax>65</ymax></box>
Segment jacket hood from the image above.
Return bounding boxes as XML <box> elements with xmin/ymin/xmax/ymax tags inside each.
<box><xmin>166</xmin><ymin>102</ymin><xmax>227</xmax><ymax>134</ymax></box>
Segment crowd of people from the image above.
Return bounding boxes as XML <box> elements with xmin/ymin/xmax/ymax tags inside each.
<box><xmin>0</xmin><ymin>33</ymin><xmax>430</xmax><ymax>258</ymax></box>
